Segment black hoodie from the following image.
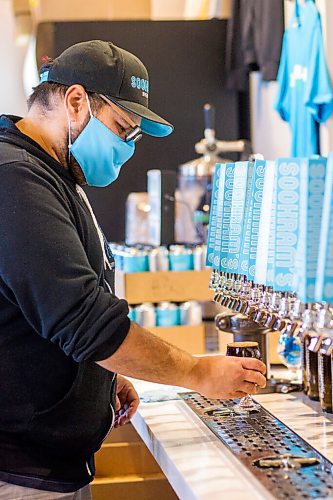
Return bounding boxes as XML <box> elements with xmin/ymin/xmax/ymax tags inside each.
<box><xmin>0</xmin><ymin>115</ymin><xmax>130</xmax><ymax>492</ymax></box>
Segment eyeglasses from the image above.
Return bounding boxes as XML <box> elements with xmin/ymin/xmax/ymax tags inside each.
<box><xmin>99</xmin><ymin>95</ymin><xmax>143</xmax><ymax>143</ymax></box>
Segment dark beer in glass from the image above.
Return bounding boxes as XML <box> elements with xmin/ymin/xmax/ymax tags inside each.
<box><xmin>226</xmin><ymin>341</ymin><xmax>262</xmax><ymax>413</ymax></box>
<box><xmin>226</xmin><ymin>341</ymin><xmax>261</xmax><ymax>360</ymax></box>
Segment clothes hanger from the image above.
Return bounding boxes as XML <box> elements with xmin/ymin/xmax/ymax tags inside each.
<box><xmin>288</xmin><ymin>0</ymin><xmax>315</xmax><ymax>28</ymax></box>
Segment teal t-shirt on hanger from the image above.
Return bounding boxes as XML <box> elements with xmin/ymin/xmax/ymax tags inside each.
<box><xmin>275</xmin><ymin>0</ymin><xmax>333</xmax><ymax>157</ymax></box>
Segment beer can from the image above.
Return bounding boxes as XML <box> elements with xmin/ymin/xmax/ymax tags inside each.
<box><xmin>148</xmin><ymin>248</ymin><xmax>159</xmax><ymax>272</ymax></box>
<box><xmin>193</xmin><ymin>245</ymin><xmax>203</xmax><ymax>271</ymax></box>
<box><xmin>201</xmin><ymin>244</ymin><xmax>207</xmax><ymax>268</ymax></box>
<box><xmin>123</xmin><ymin>249</ymin><xmax>149</xmax><ymax>273</ymax></box>
<box><xmin>169</xmin><ymin>245</ymin><xmax>193</xmax><ymax>271</ymax></box>
<box><xmin>128</xmin><ymin>306</ymin><xmax>136</xmax><ymax>322</ymax></box>
<box><xmin>179</xmin><ymin>301</ymin><xmax>202</xmax><ymax>325</ymax></box>
<box><xmin>156</xmin><ymin>302</ymin><xmax>179</xmax><ymax>327</ymax></box>
<box><xmin>109</xmin><ymin>244</ymin><xmax>125</xmax><ymax>270</ymax></box>
<box><xmin>135</xmin><ymin>302</ymin><xmax>156</xmax><ymax>327</ymax></box>
<box><xmin>157</xmin><ymin>246</ymin><xmax>170</xmax><ymax>271</ymax></box>
<box><xmin>148</xmin><ymin>247</ymin><xmax>170</xmax><ymax>272</ymax></box>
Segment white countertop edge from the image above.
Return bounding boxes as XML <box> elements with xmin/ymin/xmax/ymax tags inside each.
<box><xmin>131</xmin><ymin>381</ymin><xmax>274</xmax><ymax>500</ymax></box>
<box><xmin>132</xmin><ymin>404</ymin><xmax>194</xmax><ymax>500</ymax></box>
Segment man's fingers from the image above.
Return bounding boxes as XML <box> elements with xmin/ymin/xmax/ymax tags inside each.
<box><xmin>128</xmin><ymin>400</ymin><xmax>139</xmax><ymax>418</ymax></box>
<box><xmin>240</xmin><ymin>381</ymin><xmax>259</xmax><ymax>395</ymax></box>
<box><xmin>244</xmin><ymin>370</ymin><xmax>266</xmax><ymax>388</ymax></box>
<box><xmin>243</xmin><ymin>368</ymin><xmax>266</xmax><ymax>388</ymax></box>
<box><xmin>241</xmin><ymin>358</ymin><xmax>266</xmax><ymax>375</ymax></box>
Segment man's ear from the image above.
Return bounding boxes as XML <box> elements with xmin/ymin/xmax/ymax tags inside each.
<box><xmin>64</xmin><ymin>84</ymin><xmax>88</xmax><ymax>123</ymax></box>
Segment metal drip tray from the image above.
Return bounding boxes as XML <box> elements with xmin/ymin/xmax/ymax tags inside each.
<box><xmin>180</xmin><ymin>393</ymin><xmax>333</xmax><ymax>499</ymax></box>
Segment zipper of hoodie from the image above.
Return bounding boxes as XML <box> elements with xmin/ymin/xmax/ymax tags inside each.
<box><xmin>75</xmin><ymin>184</ymin><xmax>116</xmax><ymax>475</ymax></box>
<box><xmin>75</xmin><ymin>185</ymin><xmax>111</xmax><ymax>271</ymax></box>
<box><xmin>101</xmin><ymin>373</ymin><xmax>116</xmax><ymax>443</ymax></box>
<box><xmin>85</xmin><ymin>373</ymin><xmax>117</xmax><ymax>475</ymax></box>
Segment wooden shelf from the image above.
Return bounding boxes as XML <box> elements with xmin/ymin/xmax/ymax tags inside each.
<box><xmin>92</xmin><ymin>424</ymin><xmax>177</xmax><ymax>500</ymax></box>
<box><xmin>91</xmin><ymin>473</ymin><xmax>176</xmax><ymax>500</ymax></box>
<box><xmin>115</xmin><ymin>269</ymin><xmax>214</xmax><ymax>304</ymax></box>
<box><xmin>94</xmin><ymin>442</ymin><xmax>161</xmax><ymax>477</ymax></box>
<box><xmin>114</xmin><ymin>269</ymin><xmax>209</xmax><ymax>354</ymax></box>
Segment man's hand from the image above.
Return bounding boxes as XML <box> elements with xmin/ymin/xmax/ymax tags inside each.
<box><xmin>191</xmin><ymin>355</ymin><xmax>266</xmax><ymax>400</ymax></box>
<box><xmin>114</xmin><ymin>375</ymin><xmax>140</xmax><ymax>427</ymax></box>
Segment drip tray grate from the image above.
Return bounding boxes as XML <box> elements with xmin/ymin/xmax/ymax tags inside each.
<box><xmin>180</xmin><ymin>393</ymin><xmax>333</xmax><ymax>499</ymax></box>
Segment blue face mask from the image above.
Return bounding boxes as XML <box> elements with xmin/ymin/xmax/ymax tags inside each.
<box><xmin>68</xmin><ymin>95</ymin><xmax>135</xmax><ymax>187</ymax></box>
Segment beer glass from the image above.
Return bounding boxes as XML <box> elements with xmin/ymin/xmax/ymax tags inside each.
<box><xmin>226</xmin><ymin>341</ymin><xmax>261</xmax><ymax>413</ymax></box>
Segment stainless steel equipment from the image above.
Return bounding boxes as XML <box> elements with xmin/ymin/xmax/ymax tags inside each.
<box><xmin>175</xmin><ymin>103</ymin><xmax>251</xmax><ymax>244</ymax></box>
<box><xmin>181</xmin><ymin>392</ymin><xmax>333</xmax><ymax>499</ymax></box>
<box><xmin>213</xmin><ymin>280</ymin><xmax>304</xmax><ymax>393</ymax></box>
<box><xmin>216</xmin><ymin>311</ymin><xmax>272</xmax><ymax>379</ymax></box>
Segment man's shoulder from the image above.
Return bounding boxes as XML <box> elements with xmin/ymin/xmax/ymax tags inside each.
<box><xmin>0</xmin><ymin>140</ymin><xmax>29</xmax><ymax>166</ymax></box>
<box><xmin>0</xmin><ymin>140</ymin><xmax>65</xmax><ymax>189</ymax></box>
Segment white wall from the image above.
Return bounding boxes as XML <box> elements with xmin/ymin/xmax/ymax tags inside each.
<box><xmin>317</xmin><ymin>0</ymin><xmax>333</xmax><ymax>155</ymax></box>
<box><xmin>250</xmin><ymin>74</ymin><xmax>290</xmax><ymax>159</ymax></box>
<box><xmin>0</xmin><ymin>0</ymin><xmax>28</xmax><ymax>116</ymax></box>
<box><xmin>251</xmin><ymin>0</ymin><xmax>333</xmax><ymax>158</ymax></box>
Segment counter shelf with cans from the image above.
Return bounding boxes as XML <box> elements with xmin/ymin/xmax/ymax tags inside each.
<box><xmin>128</xmin><ymin>301</ymin><xmax>202</xmax><ymax>328</ymax></box>
<box><xmin>111</xmin><ymin>245</ymin><xmax>212</xmax><ymax>356</ymax></box>
<box><xmin>109</xmin><ymin>243</ymin><xmax>207</xmax><ymax>273</ymax></box>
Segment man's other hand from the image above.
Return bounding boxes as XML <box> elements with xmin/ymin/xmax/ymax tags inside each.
<box><xmin>114</xmin><ymin>375</ymin><xmax>140</xmax><ymax>427</ymax></box>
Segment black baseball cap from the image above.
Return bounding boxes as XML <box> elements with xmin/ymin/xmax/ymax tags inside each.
<box><xmin>40</xmin><ymin>40</ymin><xmax>173</xmax><ymax>138</ymax></box>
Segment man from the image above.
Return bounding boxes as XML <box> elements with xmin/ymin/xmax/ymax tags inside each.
<box><xmin>0</xmin><ymin>40</ymin><xmax>266</xmax><ymax>498</ymax></box>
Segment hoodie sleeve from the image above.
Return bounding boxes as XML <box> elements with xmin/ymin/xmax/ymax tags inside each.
<box><xmin>255</xmin><ymin>0</ymin><xmax>284</xmax><ymax>82</ymax></box>
<box><xmin>0</xmin><ymin>161</ymin><xmax>130</xmax><ymax>363</ymax></box>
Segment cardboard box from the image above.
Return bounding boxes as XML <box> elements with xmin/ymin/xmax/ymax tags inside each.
<box><xmin>115</xmin><ymin>269</ymin><xmax>214</xmax><ymax>304</ymax></box>
<box><xmin>13</xmin><ymin>0</ymin><xmax>231</xmax><ymax>24</ymax></box>
<box><xmin>12</xmin><ymin>0</ymin><xmax>30</xmax><ymax>15</ymax></box>
<box><xmin>151</xmin><ymin>0</ymin><xmax>186</xmax><ymax>20</ymax></box>
<box><xmin>268</xmin><ymin>329</ymin><xmax>283</xmax><ymax>365</ymax></box>
<box><xmin>30</xmin><ymin>0</ymin><xmax>151</xmax><ymax>23</ymax></box>
<box><xmin>149</xmin><ymin>324</ymin><xmax>206</xmax><ymax>355</ymax></box>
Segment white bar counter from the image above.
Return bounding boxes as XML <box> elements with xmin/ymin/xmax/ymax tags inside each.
<box><xmin>130</xmin><ymin>380</ymin><xmax>333</xmax><ymax>500</ymax></box>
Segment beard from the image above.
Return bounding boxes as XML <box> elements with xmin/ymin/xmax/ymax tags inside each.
<box><xmin>69</xmin><ymin>156</ymin><xmax>87</xmax><ymax>186</ymax></box>
<box><xmin>60</xmin><ymin>116</ymin><xmax>90</xmax><ymax>186</ymax></box>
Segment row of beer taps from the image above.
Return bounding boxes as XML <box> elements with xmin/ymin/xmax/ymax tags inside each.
<box><xmin>210</xmin><ymin>269</ymin><xmax>327</xmax><ymax>337</ymax></box>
